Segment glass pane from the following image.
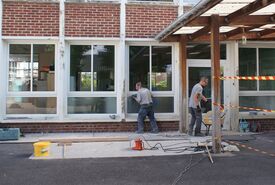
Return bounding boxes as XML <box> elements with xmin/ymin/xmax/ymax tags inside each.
<box><xmin>259</xmin><ymin>48</ymin><xmax>275</xmax><ymax>90</ymax></box>
<box><xmin>93</xmin><ymin>45</ymin><xmax>115</xmax><ymax>91</ymax></box>
<box><xmin>187</xmin><ymin>44</ymin><xmax>226</xmax><ymax>60</ymax></box>
<box><xmin>68</xmin><ymin>97</ymin><xmax>116</xmax><ymax>114</ymax></box>
<box><xmin>9</xmin><ymin>45</ymin><xmax>31</xmax><ymax>91</ymax></box>
<box><xmin>188</xmin><ymin>67</ymin><xmax>224</xmax><ymax>113</ymax></box>
<box><xmin>7</xmin><ymin>97</ymin><xmax>56</xmax><ymax>114</ymax></box>
<box><xmin>239</xmin><ymin>48</ymin><xmax>257</xmax><ymax>91</ymax></box>
<box><xmin>152</xmin><ymin>46</ymin><xmax>172</xmax><ymax>91</ymax></box>
<box><xmin>33</xmin><ymin>45</ymin><xmax>55</xmax><ymax>91</ymax></box>
<box><xmin>129</xmin><ymin>46</ymin><xmax>150</xmax><ymax>91</ymax></box>
<box><xmin>70</xmin><ymin>45</ymin><xmax>92</xmax><ymax>91</ymax></box>
<box><xmin>127</xmin><ymin>97</ymin><xmax>174</xmax><ymax>113</ymax></box>
<box><xmin>240</xmin><ymin>96</ymin><xmax>275</xmax><ymax>112</ymax></box>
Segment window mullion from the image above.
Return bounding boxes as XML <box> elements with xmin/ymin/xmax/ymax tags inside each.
<box><xmin>30</xmin><ymin>44</ymin><xmax>33</xmax><ymax>92</ymax></box>
<box><xmin>149</xmin><ymin>46</ymin><xmax>152</xmax><ymax>91</ymax></box>
<box><xmin>91</xmin><ymin>44</ymin><xmax>93</xmax><ymax>93</ymax></box>
<box><xmin>256</xmin><ymin>48</ymin><xmax>259</xmax><ymax>92</ymax></box>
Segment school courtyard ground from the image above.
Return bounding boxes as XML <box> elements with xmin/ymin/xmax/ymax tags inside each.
<box><xmin>1</xmin><ymin>132</ymin><xmax>275</xmax><ymax>185</ymax></box>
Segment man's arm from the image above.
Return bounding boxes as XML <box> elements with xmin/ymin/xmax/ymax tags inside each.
<box><xmin>133</xmin><ymin>92</ymin><xmax>141</xmax><ymax>103</ymax></box>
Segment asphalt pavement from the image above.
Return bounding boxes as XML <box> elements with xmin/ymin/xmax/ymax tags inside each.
<box><xmin>1</xmin><ymin>132</ymin><xmax>275</xmax><ymax>185</ymax></box>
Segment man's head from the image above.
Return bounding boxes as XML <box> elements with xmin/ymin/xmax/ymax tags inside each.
<box><xmin>199</xmin><ymin>76</ymin><xmax>208</xmax><ymax>87</ymax></box>
<box><xmin>135</xmin><ymin>82</ymin><xmax>142</xmax><ymax>91</ymax></box>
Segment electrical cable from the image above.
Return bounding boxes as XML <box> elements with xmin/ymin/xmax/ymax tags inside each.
<box><xmin>171</xmin><ymin>154</ymin><xmax>207</xmax><ymax>185</ymax></box>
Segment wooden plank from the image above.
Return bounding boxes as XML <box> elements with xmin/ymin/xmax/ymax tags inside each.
<box><xmin>210</xmin><ymin>14</ymin><xmax>222</xmax><ymax>154</ymax></box>
<box><xmin>40</xmin><ymin>137</ymin><xmax>129</xmax><ymax>143</ymax></box>
<box><xmin>259</xmin><ymin>28</ymin><xmax>275</xmax><ymax>37</ymax></box>
<box><xmin>187</xmin><ymin>26</ymin><xmax>210</xmax><ymax>41</ymax></box>
<box><xmin>188</xmin><ymin>15</ymin><xmax>275</xmax><ymax>26</ymax></box>
<box><xmin>226</xmin><ymin>0</ymin><xmax>275</xmax><ymax>23</ymax></box>
<box><xmin>179</xmin><ymin>35</ymin><xmax>188</xmax><ymax>133</ymax></box>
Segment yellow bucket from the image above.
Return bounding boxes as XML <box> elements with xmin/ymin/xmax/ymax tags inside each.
<box><xmin>33</xmin><ymin>141</ymin><xmax>51</xmax><ymax>157</ymax></box>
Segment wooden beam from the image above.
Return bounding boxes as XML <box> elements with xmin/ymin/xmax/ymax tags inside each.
<box><xmin>226</xmin><ymin>0</ymin><xmax>275</xmax><ymax>23</ymax></box>
<box><xmin>225</xmin><ymin>26</ymin><xmax>259</xmax><ymax>39</ymax></box>
<box><xmin>187</xmin><ymin>26</ymin><xmax>210</xmax><ymax>41</ymax></box>
<box><xmin>179</xmin><ymin>35</ymin><xmax>188</xmax><ymax>133</ymax></box>
<box><xmin>162</xmin><ymin>35</ymin><xmax>180</xmax><ymax>42</ymax></box>
<box><xmin>188</xmin><ymin>15</ymin><xmax>275</xmax><ymax>26</ymax></box>
<box><xmin>210</xmin><ymin>14</ymin><xmax>222</xmax><ymax>154</ymax></box>
<box><xmin>258</xmin><ymin>28</ymin><xmax>275</xmax><ymax>37</ymax></box>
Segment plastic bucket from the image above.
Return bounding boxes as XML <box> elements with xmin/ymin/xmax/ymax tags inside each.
<box><xmin>33</xmin><ymin>141</ymin><xmax>51</xmax><ymax>157</ymax></box>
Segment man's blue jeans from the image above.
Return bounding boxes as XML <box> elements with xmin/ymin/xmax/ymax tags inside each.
<box><xmin>137</xmin><ymin>105</ymin><xmax>158</xmax><ymax>132</ymax></box>
<box><xmin>188</xmin><ymin>107</ymin><xmax>202</xmax><ymax>135</ymax></box>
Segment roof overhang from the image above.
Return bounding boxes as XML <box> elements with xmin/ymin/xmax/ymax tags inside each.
<box><xmin>156</xmin><ymin>0</ymin><xmax>275</xmax><ymax>42</ymax></box>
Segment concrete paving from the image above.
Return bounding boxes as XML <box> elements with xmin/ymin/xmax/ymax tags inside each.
<box><xmin>1</xmin><ymin>132</ymin><xmax>275</xmax><ymax>185</ymax></box>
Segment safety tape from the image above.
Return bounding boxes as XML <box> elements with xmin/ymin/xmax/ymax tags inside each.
<box><xmin>213</xmin><ymin>102</ymin><xmax>275</xmax><ymax>113</ymax></box>
<box><xmin>216</xmin><ymin>76</ymin><xmax>275</xmax><ymax>80</ymax></box>
<box><xmin>228</xmin><ymin>141</ymin><xmax>275</xmax><ymax>157</ymax></box>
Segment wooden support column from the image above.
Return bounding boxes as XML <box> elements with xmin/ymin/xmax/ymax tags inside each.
<box><xmin>210</xmin><ymin>14</ymin><xmax>222</xmax><ymax>153</ymax></box>
<box><xmin>179</xmin><ymin>35</ymin><xmax>188</xmax><ymax>133</ymax></box>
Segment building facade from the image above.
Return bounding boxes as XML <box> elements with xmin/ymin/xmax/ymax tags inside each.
<box><xmin>0</xmin><ymin>0</ymin><xmax>275</xmax><ymax>133</ymax></box>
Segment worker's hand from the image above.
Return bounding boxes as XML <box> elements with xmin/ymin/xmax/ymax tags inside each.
<box><xmin>202</xmin><ymin>96</ymin><xmax>208</xmax><ymax>102</ymax></box>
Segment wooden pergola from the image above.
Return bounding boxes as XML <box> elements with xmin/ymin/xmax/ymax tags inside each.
<box><xmin>155</xmin><ymin>0</ymin><xmax>275</xmax><ymax>153</ymax></box>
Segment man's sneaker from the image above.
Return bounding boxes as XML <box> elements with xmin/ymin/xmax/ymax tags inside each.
<box><xmin>188</xmin><ymin>131</ymin><xmax>193</xmax><ymax>136</ymax></box>
<box><xmin>135</xmin><ymin>131</ymin><xmax>144</xmax><ymax>134</ymax></box>
<box><xmin>194</xmin><ymin>133</ymin><xmax>205</xmax><ymax>137</ymax></box>
<box><xmin>150</xmin><ymin>130</ymin><xmax>159</xmax><ymax>134</ymax></box>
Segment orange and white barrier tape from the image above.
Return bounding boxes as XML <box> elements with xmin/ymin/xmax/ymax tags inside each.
<box><xmin>213</xmin><ymin>102</ymin><xmax>275</xmax><ymax>113</ymax></box>
<box><xmin>216</xmin><ymin>76</ymin><xmax>275</xmax><ymax>80</ymax></box>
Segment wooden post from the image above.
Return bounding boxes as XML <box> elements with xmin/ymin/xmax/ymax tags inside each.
<box><xmin>210</xmin><ymin>14</ymin><xmax>222</xmax><ymax>153</ymax></box>
<box><xmin>179</xmin><ymin>35</ymin><xmax>188</xmax><ymax>133</ymax></box>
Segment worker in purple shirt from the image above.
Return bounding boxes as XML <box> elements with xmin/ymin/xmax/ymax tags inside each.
<box><xmin>188</xmin><ymin>77</ymin><xmax>208</xmax><ymax>136</ymax></box>
<box><xmin>132</xmin><ymin>82</ymin><xmax>159</xmax><ymax>134</ymax></box>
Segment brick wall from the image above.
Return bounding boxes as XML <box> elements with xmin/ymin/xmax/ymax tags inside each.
<box><xmin>126</xmin><ymin>5</ymin><xmax>178</xmax><ymax>38</ymax></box>
<box><xmin>2</xmin><ymin>2</ymin><xmax>59</xmax><ymax>37</ymax></box>
<box><xmin>247</xmin><ymin>119</ymin><xmax>275</xmax><ymax>131</ymax></box>
<box><xmin>65</xmin><ymin>3</ymin><xmax>120</xmax><ymax>37</ymax></box>
<box><xmin>0</xmin><ymin>121</ymin><xmax>179</xmax><ymax>133</ymax></box>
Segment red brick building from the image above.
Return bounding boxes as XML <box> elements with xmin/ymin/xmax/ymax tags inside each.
<box><xmin>0</xmin><ymin>0</ymin><xmax>275</xmax><ymax>133</ymax></box>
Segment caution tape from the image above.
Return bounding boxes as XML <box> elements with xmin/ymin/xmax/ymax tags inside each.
<box><xmin>213</xmin><ymin>102</ymin><xmax>275</xmax><ymax>113</ymax></box>
<box><xmin>216</xmin><ymin>76</ymin><xmax>275</xmax><ymax>80</ymax></box>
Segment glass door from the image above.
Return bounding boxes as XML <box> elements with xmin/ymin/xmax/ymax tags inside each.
<box><xmin>188</xmin><ymin>61</ymin><xmax>225</xmax><ymax>113</ymax></box>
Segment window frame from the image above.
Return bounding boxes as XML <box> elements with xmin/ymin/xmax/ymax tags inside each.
<box><xmin>6</xmin><ymin>40</ymin><xmax>58</xmax><ymax>118</ymax></box>
<box><xmin>66</xmin><ymin>41</ymin><xmax>118</xmax><ymax>117</ymax></box>
<box><xmin>239</xmin><ymin>43</ymin><xmax>275</xmax><ymax>118</ymax></box>
<box><xmin>126</xmin><ymin>42</ymin><xmax>177</xmax><ymax>119</ymax></box>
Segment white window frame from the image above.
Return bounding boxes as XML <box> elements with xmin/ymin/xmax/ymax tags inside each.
<box><xmin>239</xmin><ymin>42</ymin><xmax>275</xmax><ymax>118</ymax></box>
<box><xmin>66</xmin><ymin>40</ymin><xmax>119</xmax><ymax>120</ymax></box>
<box><xmin>5</xmin><ymin>40</ymin><xmax>58</xmax><ymax>119</ymax></box>
<box><xmin>126</xmin><ymin>42</ymin><xmax>178</xmax><ymax>121</ymax></box>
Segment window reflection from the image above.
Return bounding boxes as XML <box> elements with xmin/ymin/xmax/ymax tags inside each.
<box><xmin>68</xmin><ymin>97</ymin><xmax>116</xmax><ymax>114</ymax></box>
<box><xmin>152</xmin><ymin>46</ymin><xmax>172</xmax><ymax>91</ymax></box>
<box><xmin>9</xmin><ymin>45</ymin><xmax>31</xmax><ymax>91</ymax></box>
<box><xmin>33</xmin><ymin>45</ymin><xmax>55</xmax><ymax>91</ymax></box>
<box><xmin>7</xmin><ymin>97</ymin><xmax>56</xmax><ymax>114</ymax></box>
<box><xmin>93</xmin><ymin>45</ymin><xmax>115</xmax><ymax>91</ymax></box>
<box><xmin>259</xmin><ymin>48</ymin><xmax>275</xmax><ymax>90</ymax></box>
<box><xmin>70</xmin><ymin>45</ymin><xmax>92</xmax><ymax>91</ymax></box>
<box><xmin>129</xmin><ymin>46</ymin><xmax>150</xmax><ymax>91</ymax></box>
<box><xmin>239</xmin><ymin>48</ymin><xmax>257</xmax><ymax>91</ymax></box>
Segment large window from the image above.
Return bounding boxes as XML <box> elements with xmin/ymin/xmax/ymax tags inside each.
<box><xmin>239</xmin><ymin>47</ymin><xmax>275</xmax><ymax>91</ymax></box>
<box><xmin>129</xmin><ymin>46</ymin><xmax>172</xmax><ymax>91</ymax></box>
<box><xmin>69</xmin><ymin>45</ymin><xmax>116</xmax><ymax>114</ymax></box>
<box><xmin>239</xmin><ymin>47</ymin><xmax>275</xmax><ymax>112</ymax></box>
<box><xmin>7</xmin><ymin>44</ymin><xmax>56</xmax><ymax>115</ymax></box>
<box><xmin>70</xmin><ymin>45</ymin><xmax>115</xmax><ymax>92</ymax></box>
<box><xmin>128</xmin><ymin>45</ymin><xmax>174</xmax><ymax>114</ymax></box>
